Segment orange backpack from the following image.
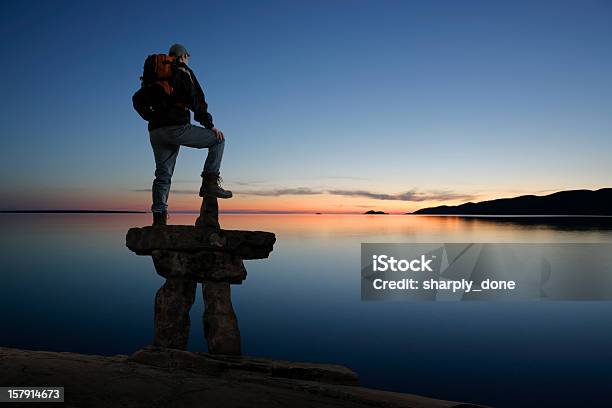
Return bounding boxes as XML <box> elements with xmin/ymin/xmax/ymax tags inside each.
<box><xmin>143</xmin><ymin>54</ymin><xmax>176</xmax><ymax>94</ymax></box>
<box><xmin>132</xmin><ymin>54</ymin><xmax>185</xmax><ymax>121</ymax></box>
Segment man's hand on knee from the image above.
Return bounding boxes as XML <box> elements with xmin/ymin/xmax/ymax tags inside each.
<box><xmin>212</xmin><ymin>127</ymin><xmax>224</xmax><ymax>141</ymax></box>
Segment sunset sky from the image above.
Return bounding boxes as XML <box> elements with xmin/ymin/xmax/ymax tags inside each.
<box><xmin>1</xmin><ymin>0</ymin><xmax>611</xmax><ymax>213</ymax></box>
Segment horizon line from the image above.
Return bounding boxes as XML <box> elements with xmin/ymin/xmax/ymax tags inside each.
<box><xmin>0</xmin><ymin>209</ymin><xmax>406</xmax><ymax>215</ymax></box>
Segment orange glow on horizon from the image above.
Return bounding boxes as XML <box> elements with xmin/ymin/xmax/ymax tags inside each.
<box><xmin>5</xmin><ymin>186</ymin><xmax>564</xmax><ymax>214</ymax></box>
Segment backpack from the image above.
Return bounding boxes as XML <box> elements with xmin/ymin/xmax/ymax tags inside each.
<box><xmin>132</xmin><ymin>54</ymin><xmax>181</xmax><ymax>121</ymax></box>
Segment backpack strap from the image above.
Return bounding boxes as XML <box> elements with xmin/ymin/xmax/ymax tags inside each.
<box><xmin>177</xmin><ymin>66</ymin><xmax>193</xmax><ymax>82</ymax></box>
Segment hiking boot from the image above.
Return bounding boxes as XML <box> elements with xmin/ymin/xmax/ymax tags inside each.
<box><xmin>152</xmin><ymin>211</ymin><xmax>167</xmax><ymax>226</ymax></box>
<box><xmin>199</xmin><ymin>173</ymin><xmax>233</xmax><ymax>199</ymax></box>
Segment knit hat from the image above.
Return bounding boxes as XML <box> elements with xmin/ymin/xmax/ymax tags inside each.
<box><xmin>169</xmin><ymin>43</ymin><xmax>189</xmax><ymax>57</ymax></box>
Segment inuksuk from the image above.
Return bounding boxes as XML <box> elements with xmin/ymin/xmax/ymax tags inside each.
<box><xmin>126</xmin><ymin>194</ymin><xmax>275</xmax><ymax>355</ymax></box>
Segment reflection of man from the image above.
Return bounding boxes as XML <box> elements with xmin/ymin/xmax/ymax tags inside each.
<box><xmin>148</xmin><ymin>44</ymin><xmax>232</xmax><ymax>226</ymax></box>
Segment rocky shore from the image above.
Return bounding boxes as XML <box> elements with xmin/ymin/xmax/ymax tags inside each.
<box><xmin>0</xmin><ymin>346</ymin><xmax>488</xmax><ymax>408</ymax></box>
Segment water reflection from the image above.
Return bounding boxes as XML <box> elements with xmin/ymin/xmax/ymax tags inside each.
<box><xmin>1</xmin><ymin>213</ymin><xmax>611</xmax><ymax>408</ymax></box>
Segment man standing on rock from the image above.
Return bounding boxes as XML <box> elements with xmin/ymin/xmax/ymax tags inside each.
<box><xmin>141</xmin><ymin>43</ymin><xmax>232</xmax><ymax>226</ymax></box>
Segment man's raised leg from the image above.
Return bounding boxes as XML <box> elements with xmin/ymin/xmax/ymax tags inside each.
<box><xmin>172</xmin><ymin>124</ymin><xmax>232</xmax><ymax>199</ymax></box>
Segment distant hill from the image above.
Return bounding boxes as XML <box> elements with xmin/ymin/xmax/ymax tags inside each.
<box><xmin>411</xmin><ymin>188</ymin><xmax>612</xmax><ymax>215</ymax></box>
<box><xmin>364</xmin><ymin>210</ymin><xmax>387</xmax><ymax>215</ymax></box>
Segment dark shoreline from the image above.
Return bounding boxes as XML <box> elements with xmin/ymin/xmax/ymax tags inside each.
<box><xmin>0</xmin><ymin>210</ymin><xmax>146</xmax><ymax>214</ymax></box>
<box><xmin>411</xmin><ymin>188</ymin><xmax>612</xmax><ymax>216</ymax></box>
<box><xmin>406</xmin><ymin>214</ymin><xmax>612</xmax><ymax>218</ymax></box>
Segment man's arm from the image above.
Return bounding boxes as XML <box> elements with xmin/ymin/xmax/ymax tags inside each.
<box><xmin>176</xmin><ymin>65</ymin><xmax>215</xmax><ymax>129</ymax></box>
<box><xmin>191</xmin><ymin>91</ymin><xmax>214</xmax><ymax>130</ymax></box>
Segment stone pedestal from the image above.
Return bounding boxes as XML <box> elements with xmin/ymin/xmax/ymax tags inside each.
<box><xmin>154</xmin><ymin>278</ymin><xmax>197</xmax><ymax>349</ymax></box>
<box><xmin>203</xmin><ymin>282</ymin><xmax>241</xmax><ymax>355</ymax></box>
<box><xmin>196</xmin><ymin>196</ymin><xmax>221</xmax><ymax>228</ymax></box>
<box><xmin>196</xmin><ymin>195</ymin><xmax>219</xmax><ymax>229</ymax></box>
<box><xmin>126</xmin><ymin>207</ymin><xmax>275</xmax><ymax>355</ymax></box>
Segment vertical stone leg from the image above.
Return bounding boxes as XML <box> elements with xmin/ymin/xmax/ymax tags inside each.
<box><xmin>203</xmin><ymin>282</ymin><xmax>241</xmax><ymax>355</ymax></box>
<box><xmin>154</xmin><ymin>277</ymin><xmax>197</xmax><ymax>350</ymax></box>
<box><xmin>195</xmin><ymin>195</ymin><xmax>220</xmax><ymax>229</ymax></box>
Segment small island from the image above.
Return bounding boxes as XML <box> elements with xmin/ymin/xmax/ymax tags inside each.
<box><xmin>364</xmin><ymin>210</ymin><xmax>388</xmax><ymax>215</ymax></box>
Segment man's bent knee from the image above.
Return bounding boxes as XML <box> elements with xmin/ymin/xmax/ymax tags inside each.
<box><xmin>153</xmin><ymin>174</ymin><xmax>172</xmax><ymax>185</ymax></box>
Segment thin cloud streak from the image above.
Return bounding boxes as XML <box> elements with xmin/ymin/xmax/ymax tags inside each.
<box><xmin>327</xmin><ymin>189</ymin><xmax>476</xmax><ymax>202</ymax></box>
<box><xmin>130</xmin><ymin>189</ymin><xmax>197</xmax><ymax>195</ymax></box>
<box><xmin>235</xmin><ymin>187</ymin><xmax>476</xmax><ymax>202</ymax></box>
<box><xmin>236</xmin><ymin>187</ymin><xmax>319</xmax><ymax>196</ymax></box>
<box><xmin>130</xmin><ymin>187</ymin><xmax>476</xmax><ymax>202</ymax></box>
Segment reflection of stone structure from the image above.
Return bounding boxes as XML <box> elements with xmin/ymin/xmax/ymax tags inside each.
<box><xmin>126</xmin><ymin>199</ymin><xmax>275</xmax><ymax>355</ymax></box>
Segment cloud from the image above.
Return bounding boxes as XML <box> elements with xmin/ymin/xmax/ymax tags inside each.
<box><xmin>331</xmin><ymin>189</ymin><xmax>476</xmax><ymax>202</ymax></box>
<box><xmin>130</xmin><ymin>189</ymin><xmax>197</xmax><ymax>195</ymax></box>
<box><xmin>130</xmin><ymin>186</ymin><xmax>475</xmax><ymax>202</ymax></box>
<box><xmin>238</xmin><ymin>187</ymin><xmax>475</xmax><ymax>202</ymax></box>
<box><xmin>320</xmin><ymin>176</ymin><xmax>370</xmax><ymax>181</ymax></box>
<box><xmin>235</xmin><ymin>187</ymin><xmax>320</xmax><ymax>196</ymax></box>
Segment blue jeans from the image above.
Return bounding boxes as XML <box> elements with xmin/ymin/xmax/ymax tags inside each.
<box><xmin>149</xmin><ymin>124</ymin><xmax>224</xmax><ymax>213</ymax></box>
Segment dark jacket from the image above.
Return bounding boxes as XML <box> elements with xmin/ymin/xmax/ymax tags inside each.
<box><xmin>148</xmin><ymin>62</ymin><xmax>214</xmax><ymax>131</ymax></box>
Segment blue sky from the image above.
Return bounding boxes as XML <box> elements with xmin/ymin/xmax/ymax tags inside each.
<box><xmin>1</xmin><ymin>0</ymin><xmax>611</xmax><ymax>212</ymax></box>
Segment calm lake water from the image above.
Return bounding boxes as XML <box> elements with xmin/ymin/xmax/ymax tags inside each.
<box><xmin>1</xmin><ymin>213</ymin><xmax>612</xmax><ymax>407</ymax></box>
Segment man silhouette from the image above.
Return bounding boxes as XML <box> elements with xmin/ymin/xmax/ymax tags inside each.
<box><xmin>147</xmin><ymin>43</ymin><xmax>232</xmax><ymax>226</ymax></box>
